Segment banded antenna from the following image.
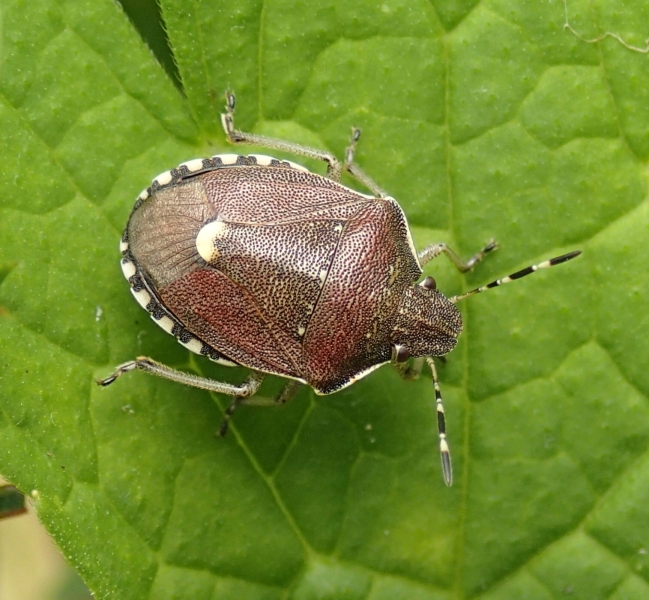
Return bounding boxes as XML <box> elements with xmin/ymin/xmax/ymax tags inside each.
<box><xmin>450</xmin><ymin>250</ymin><xmax>582</xmax><ymax>304</ymax></box>
<box><xmin>433</xmin><ymin>249</ymin><xmax>581</xmax><ymax>486</ymax></box>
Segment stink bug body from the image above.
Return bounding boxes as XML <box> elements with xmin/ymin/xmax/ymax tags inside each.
<box><xmin>100</xmin><ymin>93</ymin><xmax>580</xmax><ymax>485</ymax></box>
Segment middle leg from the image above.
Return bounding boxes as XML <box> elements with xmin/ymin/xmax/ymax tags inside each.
<box><xmin>218</xmin><ymin>378</ymin><xmax>303</xmax><ymax>436</ymax></box>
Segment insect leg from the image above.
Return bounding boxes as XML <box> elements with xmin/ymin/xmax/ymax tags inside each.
<box><xmin>417</xmin><ymin>240</ymin><xmax>497</xmax><ymax>272</ymax></box>
<box><xmin>274</xmin><ymin>379</ymin><xmax>302</xmax><ymax>405</ymax></box>
<box><xmin>98</xmin><ymin>358</ymin><xmax>265</xmax><ymax>395</ymax></box>
<box><xmin>221</xmin><ymin>92</ymin><xmax>344</xmax><ymax>181</ymax></box>
<box><xmin>426</xmin><ymin>357</ymin><xmax>453</xmax><ymax>487</ymax></box>
<box><xmin>343</xmin><ymin>128</ymin><xmax>388</xmax><ymax>198</ymax></box>
<box><xmin>218</xmin><ymin>379</ymin><xmax>302</xmax><ymax>436</ymax></box>
<box><xmin>394</xmin><ymin>356</ymin><xmax>425</xmax><ymax>380</ymax></box>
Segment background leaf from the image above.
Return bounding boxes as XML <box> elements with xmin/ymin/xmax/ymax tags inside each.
<box><xmin>1</xmin><ymin>0</ymin><xmax>648</xmax><ymax>598</ymax></box>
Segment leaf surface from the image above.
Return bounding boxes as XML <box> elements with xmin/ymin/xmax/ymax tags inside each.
<box><xmin>1</xmin><ymin>0</ymin><xmax>648</xmax><ymax>598</ymax></box>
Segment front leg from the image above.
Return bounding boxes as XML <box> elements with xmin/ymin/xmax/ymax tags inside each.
<box><xmin>417</xmin><ymin>240</ymin><xmax>497</xmax><ymax>272</ymax></box>
<box><xmin>221</xmin><ymin>92</ymin><xmax>344</xmax><ymax>181</ymax></box>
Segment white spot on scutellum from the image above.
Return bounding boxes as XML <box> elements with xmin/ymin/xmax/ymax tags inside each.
<box><xmin>180</xmin><ymin>158</ymin><xmax>205</xmax><ymax>172</ymax></box>
<box><xmin>196</xmin><ymin>221</ymin><xmax>227</xmax><ymax>262</ymax></box>
<box><xmin>121</xmin><ymin>259</ymin><xmax>136</xmax><ymax>280</ymax></box>
<box><xmin>153</xmin><ymin>170</ymin><xmax>173</xmax><ymax>187</ymax></box>
<box><xmin>180</xmin><ymin>337</ymin><xmax>203</xmax><ymax>355</ymax></box>
<box><xmin>298</xmin><ymin>326</ymin><xmax>306</xmax><ymax>336</ymax></box>
<box><xmin>155</xmin><ymin>315</ymin><xmax>175</xmax><ymax>334</ymax></box>
<box><xmin>131</xmin><ymin>287</ymin><xmax>151</xmax><ymax>310</ymax></box>
<box><xmin>319</xmin><ymin>269</ymin><xmax>327</xmax><ymax>282</ymax></box>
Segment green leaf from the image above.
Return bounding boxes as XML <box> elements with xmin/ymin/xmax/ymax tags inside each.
<box><xmin>1</xmin><ymin>0</ymin><xmax>648</xmax><ymax>598</ymax></box>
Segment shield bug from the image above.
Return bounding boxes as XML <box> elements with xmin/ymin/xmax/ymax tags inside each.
<box><xmin>99</xmin><ymin>92</ymin><xmax>580</xmax><ymax>485</ymax></box>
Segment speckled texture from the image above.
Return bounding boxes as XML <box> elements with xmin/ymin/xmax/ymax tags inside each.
<box><xmin>125</xmin><ymin>159</ymin><xmax>462</xmax><ymax>393</ymax></box>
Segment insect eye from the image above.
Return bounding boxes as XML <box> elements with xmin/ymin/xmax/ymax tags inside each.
<box><xmin>421</xmin><ymin>276</ymin><xmax>437</xmax><ymax>290</ymax></box>
<box><xmin>392</xmin><ymin>344</ymin><xmax>411</xmax><ymax>363</ymax></box>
